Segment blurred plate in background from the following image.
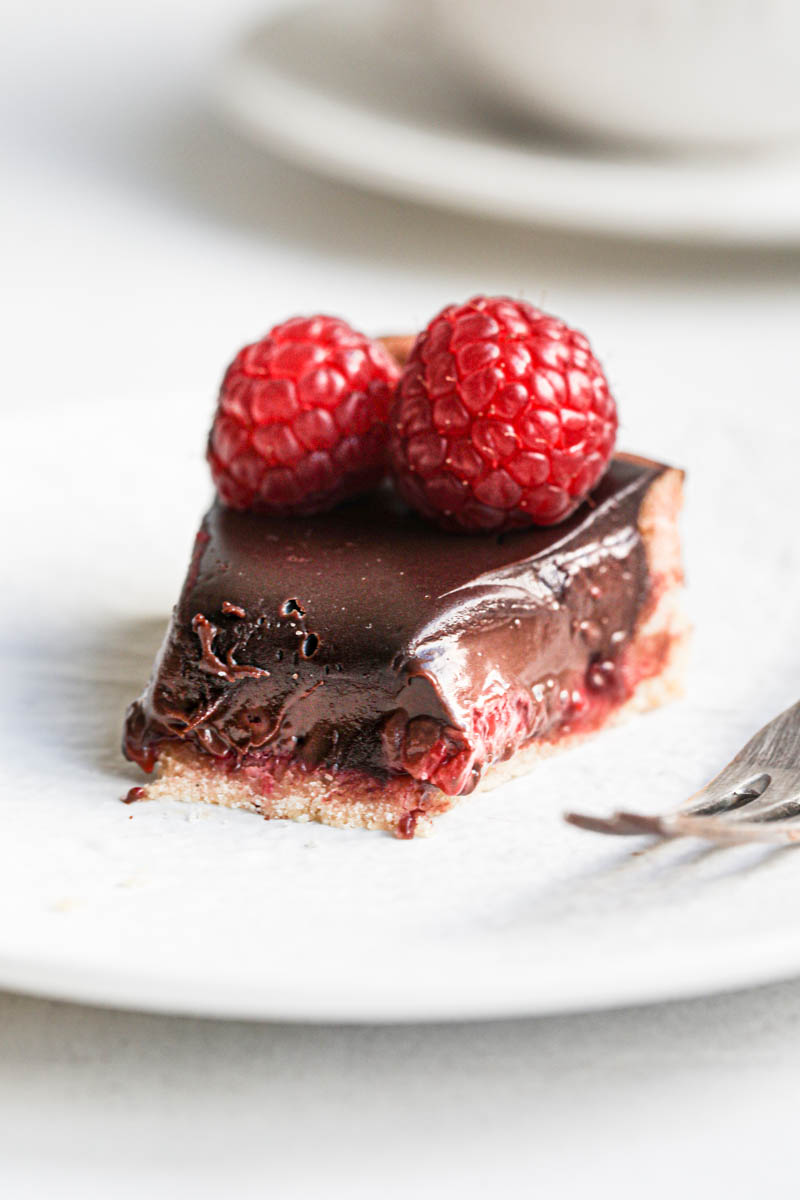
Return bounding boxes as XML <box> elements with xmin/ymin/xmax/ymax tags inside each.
<box><xmin>216</xmin><ymin>0</ymin><xmax>800</xmax><ymax>246</ymax></box>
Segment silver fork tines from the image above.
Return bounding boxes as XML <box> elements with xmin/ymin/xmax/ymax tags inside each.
<box><xmin>566</xmin><ymin>700</ymin><xmax>800</xmax><ymax>846</ymax></box>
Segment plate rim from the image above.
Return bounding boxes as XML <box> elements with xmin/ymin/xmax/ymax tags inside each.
<box><xmin>3</xmin><ymin>931</ymin><xmax>799</xmax><ymax>1022</ymax></box>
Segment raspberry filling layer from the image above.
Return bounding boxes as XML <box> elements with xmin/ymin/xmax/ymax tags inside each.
<box><xmin>124</xmin><ymin>456</ymin><xmax>671</xmax><ymax>804</ymax></box>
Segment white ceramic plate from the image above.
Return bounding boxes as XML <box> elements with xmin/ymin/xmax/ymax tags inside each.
<box><xmin>215</xmin><ymin>1</ymin><xmax>800</xmax><ymax>246</ymax></box>
<box><xmin>2</xmin><ymin>362</ymin><xmax>800</xmax><ymax>1022</ymax></box>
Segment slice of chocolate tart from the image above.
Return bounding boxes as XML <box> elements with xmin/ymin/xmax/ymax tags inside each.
<box><xmin>123</xmin><ymin>452</ymin><xmax>686</xmax><ymax>837</ymax></box>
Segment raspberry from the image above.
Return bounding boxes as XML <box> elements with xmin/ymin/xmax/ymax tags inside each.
<box><xmin>389</xmin><ymin>296</ymin><xmax>617</xmax><ymax>532</ymax></box>
<box><xmin>208</xmin><ymin>316</ymin><xmax>400</xmax><ymax>514</ymax></box>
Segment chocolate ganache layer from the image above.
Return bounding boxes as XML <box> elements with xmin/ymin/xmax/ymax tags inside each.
<box><xmin>124</xmin><ymin>454</ymin><xmax>670</xmax><ymax>795</ymax></box>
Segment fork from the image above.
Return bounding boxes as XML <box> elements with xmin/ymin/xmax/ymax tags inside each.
<box><xmin>565</xmin><ymin>699</ymin><xmax>800</xmax><ymax>845</ymax></box>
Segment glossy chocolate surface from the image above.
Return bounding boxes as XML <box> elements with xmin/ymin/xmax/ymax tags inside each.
<box><xmin>124</xmin><ymin>455</ymin><xmax>666</xmax><ymax>788</ymax></box>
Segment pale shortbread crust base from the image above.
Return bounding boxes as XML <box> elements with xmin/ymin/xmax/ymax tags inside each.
<box><xmin>136</xmin><ymin>467</ymin><xmax>688</xmax><ymax>837</ymax></box>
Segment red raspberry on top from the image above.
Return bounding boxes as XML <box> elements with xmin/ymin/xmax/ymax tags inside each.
<box><xmin>208</xmin><ymin>316</ymin><xmax>400</xmax><ymax>515</ymax></box>
<box><xmin>389</xmin><ymin>296</ymin><xmax>618</xmax><ymax>532</ymax></box>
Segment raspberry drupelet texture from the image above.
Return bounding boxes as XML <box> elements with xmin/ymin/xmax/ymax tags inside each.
<box><xmin>389</xmin><ymin>296</ymin><xmax>618</xmax><ymax>532</ymax></box>
<box><xmin>208</xmin><ymin>316</ymin><xmax>401</xmax><ymax>515</ymax></box>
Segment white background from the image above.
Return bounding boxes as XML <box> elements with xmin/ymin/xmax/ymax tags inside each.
<box><xmin>3</xmin><ymin>0</ymin><xmax>800</xmax><ymax>1195</ymax></box>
